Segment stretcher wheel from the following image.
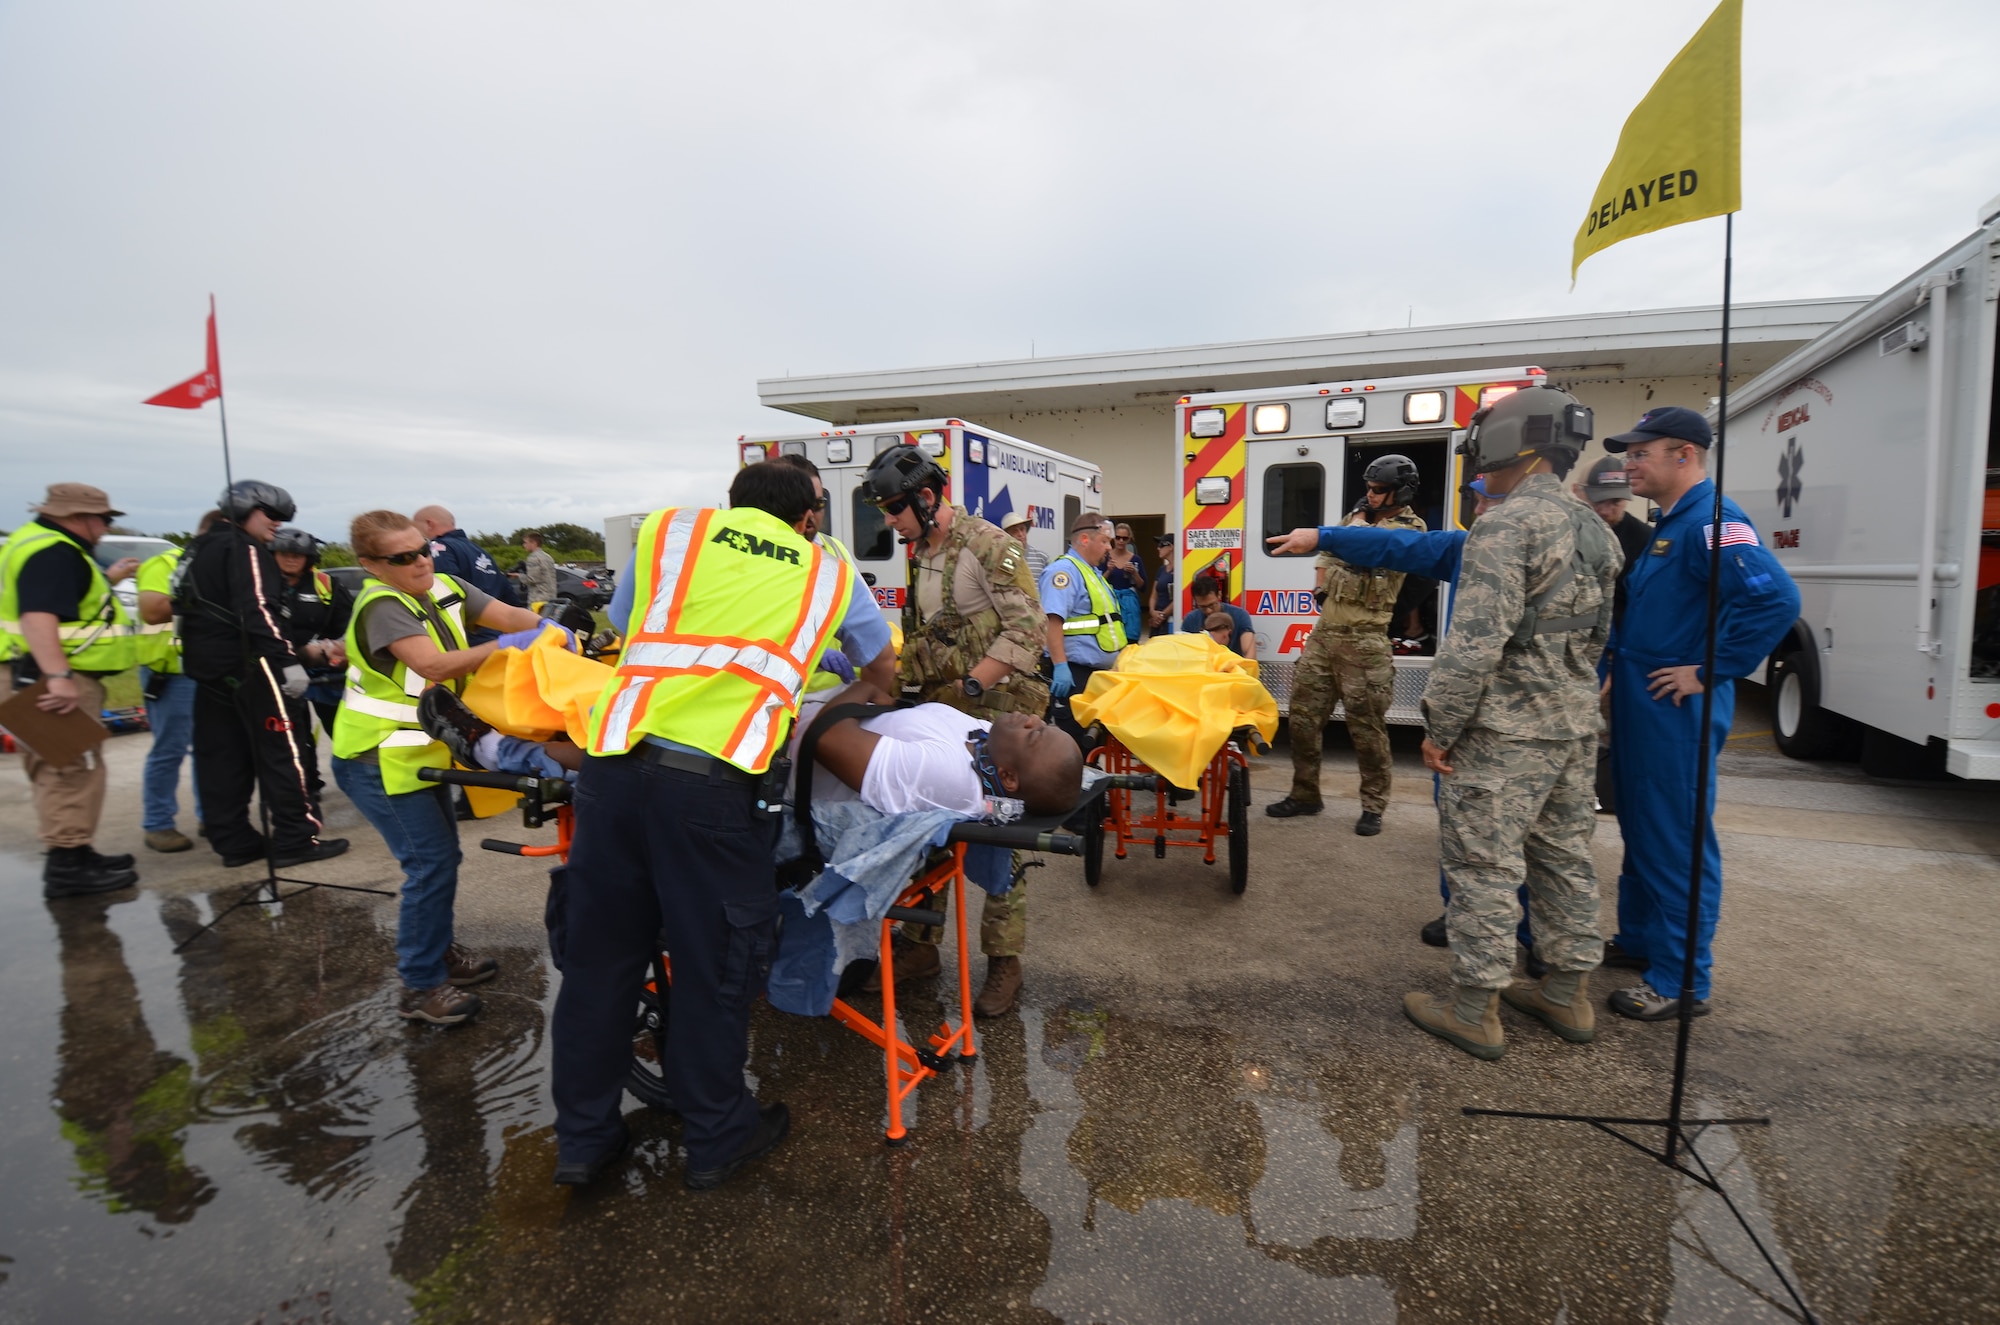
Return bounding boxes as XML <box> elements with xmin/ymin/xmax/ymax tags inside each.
<box><xmin>627</xmin><ymin>983</ymin><xmax>678</xmax><ymax>1112</ymax></box>
<box><xmin>1082</xmin><ymin>810</ymin><xmax>1105</xmax><ymax>886</ymax></box>
<box><xmin>1226</xmin><ymin>762</ymin><xmax>1249</xmax><ymax>895</ymax></box>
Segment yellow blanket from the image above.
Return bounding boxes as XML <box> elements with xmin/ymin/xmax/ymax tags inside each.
<box><xmin>461</xmin><ymin>625</ymin><xmax>613</xmax><ymax>745</ymax></box>
<box><xmin>1068</xmin><ymin>634</ymin><xmax>1279</xmax><ymax>789</ymax></box>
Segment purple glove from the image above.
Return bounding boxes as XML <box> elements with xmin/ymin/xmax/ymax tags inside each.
<box><xmin>818</xmin><ymin>649</ymin><xmax>856</xmax><ymax>684</ymax></box>
<box><xmin>494</xmin><ymin>624</ymin><xmax>577</xmax><ymax>652</ymax></box>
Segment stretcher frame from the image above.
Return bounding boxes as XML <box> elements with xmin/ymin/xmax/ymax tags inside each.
<box><xmin>426</xmin><ymin>762</ymin><xmax>1136</xmax><ymax>1146</ymax></box>
<box><xmin>1084</xmin><ymin>730</ymin><xmax>1254</xmax><ymax>894</ymax></box>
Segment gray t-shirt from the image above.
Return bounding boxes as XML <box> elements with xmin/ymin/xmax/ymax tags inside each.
<box><xmin>358</xmin><ymin>582</ymin><xmax>495</xmax><ymax>676</ymax></box>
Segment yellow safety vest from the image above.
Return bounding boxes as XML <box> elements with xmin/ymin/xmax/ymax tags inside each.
<box><xmin>804</xmin><ymin>534</ymin><xmax>860</xmax><ymax>695</ymax></box>
<box><xmin>332</xmin><ymin>574</ymin><xmax>471</xmax><ymax>794</ymax></box>
<box><xmin>133</xmin><ymin>547</ymin><xmax>184</xmax><ymax>674</ymax></box>
<box><xmin>1055</xmin><ymin>552</ymin><xmax>1128</xmax><ymax>653</ymax></box>
<box><xmin>0</xmin><ymin>521</ymin><xmax>136</xmax><ymax>672</ymax></box>
<box><xmin>586</xmin><ymin>506</ymin><xmax>852</xmax><ymax>772</ymax></box>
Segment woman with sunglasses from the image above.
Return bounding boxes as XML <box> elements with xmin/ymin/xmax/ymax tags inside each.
<box><xmin>1103</xmin><ymin>523</ymin><xmax>1146</xmax><ymax>643</ymax></box>
<box><xmin>332</xmin><ymin>509</ymin><xmax>561</xmax><ymax>1026</ymax></box>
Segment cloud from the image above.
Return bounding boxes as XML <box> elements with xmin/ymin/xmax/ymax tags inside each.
<box><xmin>2</xmin><ymin>0</ymin><xmax>1995</xmax><ymax>536</ymax></box>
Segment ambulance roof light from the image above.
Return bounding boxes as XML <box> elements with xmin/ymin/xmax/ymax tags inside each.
<box><xmin>1403</xmin><ymin>390</ymin><xmax>1447</xmax><ymax>425</ymax></box>
<box><xmin>740</xmin><ymin>443</ymin><xmax>767</xmax><ymax>465</ymax></box>
<box><xmin>1250</xmin><ymin>403</ymin><xmax>1290</xmax><ymax>434</ymax></box>
<box><xmin>826</xmin><ymin>438</ymin><xmax>852</xmax><ymax>463</ymax></box>
<box><xmin>1189</xmin><ymin>407</ymin><xmax>1227</xmax><ymax>438</ymax></box>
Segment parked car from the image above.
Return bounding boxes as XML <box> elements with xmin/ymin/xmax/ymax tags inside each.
<box><xmin>509</xmin><ymin>563</ymin><xmax>613</xmax><ymax>610</ymax></box>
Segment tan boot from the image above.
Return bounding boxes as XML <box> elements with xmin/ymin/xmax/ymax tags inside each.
<box><xmin>1501</xmin><ymin>971</ymin><xmax>1596</xmax><ymax>1043</ymax></box>
<box><xmin>145</xmin><ymin>829</ymin><xmax>194</xmax><ymax>853</ymax></box>
<box><xmin>1402</xmin><ymin>985</ymin><xmax>1505</xmax><ymax>1060</ymax></box>
<box><xmin>863</xmin><ymin>935</ymin><xmax>942</xmax><ymax>992</ymax></box>
<box><xmin>974</xmin><ymin>956</ymin><xmax>1022</xmax><ymax>1018</ymax></box>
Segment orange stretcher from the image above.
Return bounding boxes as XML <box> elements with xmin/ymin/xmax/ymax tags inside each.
<box><xmin>423</xmin><ymin>763</ymin><xmax>1141</xmax><ymax>1145</ymax></box>
<box><xmin>1084</xmin><ymin>729</ymin><xmax>1256</xmax><ymax>895</ymax></box>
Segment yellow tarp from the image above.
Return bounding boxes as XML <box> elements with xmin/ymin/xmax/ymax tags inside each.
<box><xmin>461</xmin><ymin>625</ymin><xmax>614</xmax><ymax>745</ymax></box>
<box><xmin>1069</xmin><ymin>634</ymin><xmax>1278</xmax><ymax>789</ymax></box>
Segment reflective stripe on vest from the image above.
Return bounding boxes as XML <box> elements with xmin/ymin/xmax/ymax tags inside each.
<box><xmin>804</xmin><ymin>535</ymin><xmax>858</xmax><ymax>695</ymax></box>
<box><xmin>1057</xmin><ymin>553</ymin><xmax>1128</xmax><ymax>652</ymax></box>
<box><xmin>331</xmin><ymin>574</ymin><xmax>471</xmax><ymax>793</ymax></box>
<box><xmin>133</xmin><ymin>548</ymin><xmax>184</xmax><ymax>673</ymax></box>
<box><xmin>587</xmin><ymin>507</ymin><xmax>851</xmax><ymax>770</ymax></box>
<box><xmin>0</xmin><ymin>522</ymin><xmax>136</xmax><ymax>671</ymax></box>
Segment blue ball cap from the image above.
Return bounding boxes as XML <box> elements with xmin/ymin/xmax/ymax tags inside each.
<box><xmin>1466</xmin><ymin>476</ymin><xmax>1490</xmax><ymax>497</ymax></box>
<box><xmin>1603</xmin><ymin>405</ymin><xmax>1712</xmax><ymax>453</ymax></box>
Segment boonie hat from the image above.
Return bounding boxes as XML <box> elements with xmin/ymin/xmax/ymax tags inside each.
<box><xmin>1001</xmin><ymin>511</ymin><xmax>1033</xmax><ymax>530</ymax></box>
<box><xmin>1604</xmin><ymin>405</ymin><xmax>1712</xmax><ymax>453</ymax></box>
<box><xmin>32</xmin><ymin>483</ymin><xmax>124</xmax><ymax>519</ymax></box>
<box><xmin>1582</xmin><ymin>456</ymin><xmax>1633</xmax><ymax>504</ymax></box>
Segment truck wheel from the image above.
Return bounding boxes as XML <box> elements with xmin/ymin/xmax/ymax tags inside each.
<box><xmin>1770</xmin><ymin>648</ymin><xmax>1843</xmax><ymax>760</ymax></box>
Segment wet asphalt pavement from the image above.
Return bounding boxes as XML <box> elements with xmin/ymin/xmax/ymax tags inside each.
<box><xmin>1</xmin><ymin>686</ymin><xmax>1996</xmax><ymax>1323</ymax></box>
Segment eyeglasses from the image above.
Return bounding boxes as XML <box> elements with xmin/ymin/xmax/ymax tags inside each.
<box><xmin>809</xmin><ymin>496</ymin><xmax>829</xmax><ymax>512</ymax></box>
<box><xmin>373</xmin><ymin>547</ymin><xmax>433</xmax><ymax>567</ymax></box>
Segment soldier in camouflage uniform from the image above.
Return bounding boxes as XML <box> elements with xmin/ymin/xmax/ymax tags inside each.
<box><xmin>1402</xmin><ymin>387</ymin><xmax>1621</xmax><ymax>1061</ymax></box>
<box><xmin>1268</xmin><ymin>455</ymin><xmax>1427</xmax><ymax>836</ymax></box>
<box><xmin>862</xmin><ymin>444</ymin><xmax>1049</xmax><ymax>1017</ymax></box>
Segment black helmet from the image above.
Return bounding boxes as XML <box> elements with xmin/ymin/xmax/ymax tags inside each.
<box><xmin>219</xmin><ymin>480</ymin><xmax>297</xmax><ymax>523</ymax></box>
<box><xmin>270</xmin><ymin>527</ymin><xmax>322</xmax><ymax>560</ymax></box>
<box><xmin>862</xmin><ymin>443</ymin><xmax>947</xmax><ymax>507</ymax></box>
<box><xmin>1361</xmin><ymin>454</ymin><xmax>1420</xmax><ymax>507</ymax></box>
<box><xmin>1458</xmin><ymin>386</ymin><xmax>1593</xmax><ymax>477</ymax></box>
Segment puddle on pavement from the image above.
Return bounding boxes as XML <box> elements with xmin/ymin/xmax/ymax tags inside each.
<box><xmin>0</xmin><ymin>850</ymin><xmax>1987</xmax><ymax>1322</ymax></box>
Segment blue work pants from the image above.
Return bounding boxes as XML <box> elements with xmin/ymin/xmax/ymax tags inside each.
<box><xmin>332</xmin><ymin>757</ymin><xmax>462</xmax><ymax>990</ymax></box>
<box><xmin>552</xmin><ymin>754</ymin><xmax>779</xmax><ymax>1171</ymax></box>
<box><xmin>140</xmin><ymin>669</ymin><xmax>202</xmax><ymax>832</ymax></box>
<box><xmin>1609</xmin><ymin>650</ymin><xmax>1733</xmax><ymax>1000</ymax></box>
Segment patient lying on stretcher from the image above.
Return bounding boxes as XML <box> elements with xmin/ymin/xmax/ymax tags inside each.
<box><xmin>416</xmin><ymin>680</ymin><xmax>1083</xmax><ymax>817</ymax></box>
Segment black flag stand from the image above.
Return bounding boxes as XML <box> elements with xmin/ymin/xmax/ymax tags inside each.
<box><xmin>172</xmin><ymin>324</ymin><xmax>390</xmax><ymax>955</ymax></box>
<box><xmin>1463</xmin><ymin>216</ymin><xmax>1818</xmax><ymax>1324</ymax></box>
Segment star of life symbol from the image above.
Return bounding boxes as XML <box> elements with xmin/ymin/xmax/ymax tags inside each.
<box><xmin>1776</xmin><ymin>437</ymin><xmax>1803</xmax><ymax>518</ymax></box>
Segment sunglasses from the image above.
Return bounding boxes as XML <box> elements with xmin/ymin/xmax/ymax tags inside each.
<box><xmin>811</xmin><ymin>495</ymin><xmax>829</xmax><ymax>512</ymax></box>
<box><xmin>878</xmin><ymin>495</ymin><xmax>913</xmax><ymax>517</ymax></box>
<box><xmin>373</xmin><ymin>547</ymin><xmax>433</xmax><ymax>567</ymax></box>
<box><xmin>1366</xmin><ymin>483</ymin><xmax>1397</xmax><ymax>495</ymax></box>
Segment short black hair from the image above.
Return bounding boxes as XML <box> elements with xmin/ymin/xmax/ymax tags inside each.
<box><xmin>771</xmin><ymin>453</ymin><xmax>821</xmax><ymax>480</ymax></box>
<box><xmin>1190</xmin><ymin>572</ymin><xmax>1226</xmax><ymax>601</ymax></box>
<box><xmin>729</xmin><ymin>461</ymin><xmax>819</xmax><ymax>524</ymax></box>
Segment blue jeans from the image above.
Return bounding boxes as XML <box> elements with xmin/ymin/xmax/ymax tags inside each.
<box><xmin>332</xmin><ymin>756</ymin><xmax>462</xmax><ymax>990</ymax></box>
<box><xmin>140</xmin><ymin>669</ymin><xmax>202</xmax><ymax>832</ymax></box>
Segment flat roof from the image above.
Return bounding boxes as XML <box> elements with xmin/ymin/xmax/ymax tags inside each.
<box><xmin>759</xmin><ymin>297</ymin><xmax>1869</xmax><ymax>423</ymax></box>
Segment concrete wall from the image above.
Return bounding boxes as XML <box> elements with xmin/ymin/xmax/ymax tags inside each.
<box><xmin>960</xmin><ymin>371</ymin><xmax>1754</xmax><ymax>526</ymax></box>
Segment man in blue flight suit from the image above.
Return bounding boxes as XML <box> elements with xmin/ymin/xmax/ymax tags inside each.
<box><xmin>1597</xmin><ymin>407</ymin><xmax>1798</xmax><ymax>1021</ymax></box>
<box><xmin>1041</xmin><ymin>515</ymin><xmax>1127</xmax><ymax>752</ymax></box>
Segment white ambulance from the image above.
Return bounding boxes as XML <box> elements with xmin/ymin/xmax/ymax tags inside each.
<box><xmin>1723</xmin><ymin>193</ymin><xmax>2000</xmax><ymax>779</ymax></box>
<box><xmin>1172</xmin><ymin>366</ymin><xmax>1551</xmax><ymax>720</ymax></box>
<box><xmin>607</xmin><ymin>421</ymin><xmax>1104</xmax><ymax>614</ymax></box>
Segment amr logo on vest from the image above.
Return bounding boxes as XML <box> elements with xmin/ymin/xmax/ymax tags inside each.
<box><xmin>711</xmin><ymin>527</ymin><xmax>803</xmax><ymax>565</ymax></box>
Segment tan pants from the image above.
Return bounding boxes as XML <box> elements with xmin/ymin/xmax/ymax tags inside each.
<box><xmin>9</xmin><ymin>672</ymin><xmax>108</xmax><ymax>849</ymax></box>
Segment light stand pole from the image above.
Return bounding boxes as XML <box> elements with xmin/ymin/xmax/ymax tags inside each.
<box><xmin>1463</xmin><ymin>215</ymin><xmax>1818</xmax><ymax>1324</ymax></box>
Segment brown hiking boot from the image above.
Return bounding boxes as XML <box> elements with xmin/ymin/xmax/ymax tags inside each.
<box><xmin>862</xmin><ymin>935</ymin><xmax>942</xmax><ymax>991</ymax></box>
<box><xmin>145</xmin><ymin>829</ymin><xmax>194</xmax><ymax>853</ymax></box>
<box><xmin>1501</xmin><ymin>972</ymin><xmax>1596</xmax><ymax>1043</ymax></box>
<box><xmin>974</xmin><ymin>956</ymin><xmax>1022</xmax><ymax>1018</ymax></box>
<box><xmin>1402</xmin><ymin>986</ymin><xmax>1505</xmax><ymax>1060</ymax></box>
<box><xmin>400</xmin><ymin>983</ymin><xmax>482</xmax><ymax>1025</ymax></box>
<box><xmin>446</xmin><ymin>942</ymin><xmax>499</xmax><ymax>987</ymax></box>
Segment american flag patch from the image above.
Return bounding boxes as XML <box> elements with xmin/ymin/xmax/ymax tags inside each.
<box><xmin>1704</xmin><ymin>522</ymin><xmax>1760</xmax><ymax>548</ymax></box>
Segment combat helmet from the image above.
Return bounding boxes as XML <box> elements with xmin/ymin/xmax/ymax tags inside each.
<box><xmin>862</xmin><ymin>443</ymin><xmax>949</xmax><ymax>539</ymax></box>
<box><xmin>1458</xmin><ymin>386</ymin><xmax>1593</xmax><ymax>478</ymax></box>
<box><xmin>1359</xmin><ymin>453</ymin><xmax>1420</xmax><ymax>508</ymax></box>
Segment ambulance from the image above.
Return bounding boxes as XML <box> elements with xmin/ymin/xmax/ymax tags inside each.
<box><xmin>607</xmin><ymin>421</ymin><xmax>1104</xmax><ymax>613</ymax></box>
<box><xmin>1173</xmin><ymin>366</ymin><xmax>1552</xmax><ymax>720</ymax></box>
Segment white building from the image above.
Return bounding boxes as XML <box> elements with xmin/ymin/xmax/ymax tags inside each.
<box><xmin>758</xmin><ymin>298</ymin><xmax>1868</xmax><ymax>547</ymax></box>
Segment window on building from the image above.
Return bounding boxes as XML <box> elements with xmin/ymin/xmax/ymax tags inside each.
<box><xmin>1261</xmin><ymin>464</ymin><xmax>1324</xmax><ymax>554</ymax></box>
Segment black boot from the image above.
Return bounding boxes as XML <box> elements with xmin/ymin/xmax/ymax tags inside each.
<box><xmin>44</xmin><ymin>846</ymin><xmax>138</xmax><ymax>899</ymax></box>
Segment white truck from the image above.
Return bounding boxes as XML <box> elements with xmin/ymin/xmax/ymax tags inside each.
<box><xmin>605</xmin><ymin>420</ymin><xmax>1104</xmax><ymax>614</ymax></box>
<box><xmin>1724</xmin><ymin>193</ymin><xmax>2000</xmax><ymax>780</ymax></box>
<box><xmin>1173</xmin><ymin>366</ymin><xmax>1551</xmax><ymax>720</ymax></box>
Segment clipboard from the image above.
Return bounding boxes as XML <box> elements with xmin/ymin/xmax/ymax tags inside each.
<box><xmin>0</xmin><ymin>679</ymin><xmax>110</xmax><ymax>767</ymax></box>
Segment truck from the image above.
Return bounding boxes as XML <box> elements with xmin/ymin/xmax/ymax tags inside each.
<box><xmin>1173</xmin><ymin>365</ymin><xmax>1552</xmax><ymax>720</ymax></box>
<box><xmin>608</xmin><ymin>420</ymin><xmax>1105</xmax><ymax>613</ymax></box>
<box><xmin>1722</xmin><ymin>193</ymin><xmax>2000</xmax><ymax>779</ymax></box>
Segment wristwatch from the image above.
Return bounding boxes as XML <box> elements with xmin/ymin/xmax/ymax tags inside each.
<box><xmin>46</xmin><ymin>669</ymin><xmax>75</xmax><ymax>681</ymax></box>
<box><xmin>960</xmin><ymin>676</ymin><xmax>985</xmax><ymax>700</ymax></box>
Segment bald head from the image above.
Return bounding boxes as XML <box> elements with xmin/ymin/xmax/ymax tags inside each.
<box><xmin>412</xmin><ymin>505</ymin><xmax>456</xmax><ymax>538</ymax></box>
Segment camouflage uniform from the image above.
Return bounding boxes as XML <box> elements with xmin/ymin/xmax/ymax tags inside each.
<box><xmin>1421</xmin><ymin>473</ymin><xmax>1621</xmax><ymax>989</ymax></box>
<box><xmin>1287</xmin><ymin>508</ymin><xmax>1426</xmax><ymax>813</ymax></box>
<box><xmin>899</xmin><ymin>505</ymin><xmax>1048</xmax><ymax>957</ymax></box>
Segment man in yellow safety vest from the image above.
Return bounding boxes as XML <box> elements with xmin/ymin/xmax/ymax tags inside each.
<box><xmin>551</xmin><ymin>460</ymin><xmax>890</xmax><ymax>1193</ymax></box>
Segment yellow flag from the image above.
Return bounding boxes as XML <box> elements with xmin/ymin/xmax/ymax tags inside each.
<box><xmin>1572</xmin><ymin>0</ymin><xmax>1741</xmax><ymax>282</ymax></box>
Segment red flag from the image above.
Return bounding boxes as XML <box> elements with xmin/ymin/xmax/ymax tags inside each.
<box><xmin>143</xmin><ymin>296</ymin><xmax>223</xmax><ymax>409</ymax></box>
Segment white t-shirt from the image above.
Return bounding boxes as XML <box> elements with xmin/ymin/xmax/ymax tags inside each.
<box><xmin>790</xmin><ymin>701</ymin><xmax>989</xmax><ymax>817</ymax></box>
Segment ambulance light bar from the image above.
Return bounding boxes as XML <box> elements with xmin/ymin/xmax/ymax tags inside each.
<box><xmin>1194</xmin><ymin>476</ymin><xmax>1231</xmax><ymax>505</ymax></box>
<box><xmin>1250</xmin><ymin>403</ymin><xmax>1290</xmax><ymax>434</ymax></box>
<box><xmin>740</xmin><ymin>443</ymin><xmax>767</xmax><ymax>465</ymax></box>
<box><xmin>1325</xmin><ymin>399</ymin><xmax>1365</xmax><ymax>429</ymax></box>
<box><xmin>777</xmin><ymin>441</ymin><xmax>807</xmax><ymax>458</ymax></box>
<box><xmin>1404</xmin><ymin>391</ymin><xmax>1447</xmax><ymax>425</ymax></box>
<box><xmin>874</xmin><ymin>434</ymin><xmax>903</xmax><ymax>455</ymax></box>
<box><xmin>826</xmin><ymin>438</ymin><xmax>852</xmax><ymax>463</ymax></box>
<box><xmin>1189</xmin><ymin>407</ymin><xmax>1227</xmax><ymax>438</ymax></box>
<box><xmin>1478</xmin><ymin>384</ymin><xmax>1520</xmax><ymax>408</ymax></box>
<box><xmin>916</xmin><ymin>432</ymin><xmax>946</xmax><ymax>456</ymax></box>
<box><xmin>967</xmin><ymin>437</ymin><xmax>986</xmax><ymax>464</ymax></box>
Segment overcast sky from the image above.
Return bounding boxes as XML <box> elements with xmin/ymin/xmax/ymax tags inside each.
<box><xmin>3</xmin><ymin>0</ymin><xmax>1996</xmax><ymax>541</ymax></box>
